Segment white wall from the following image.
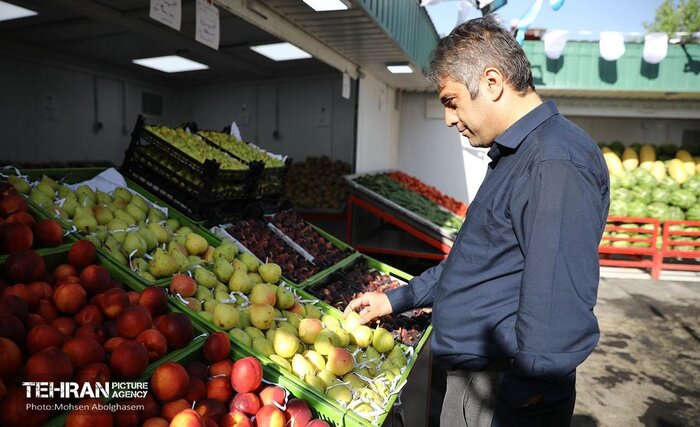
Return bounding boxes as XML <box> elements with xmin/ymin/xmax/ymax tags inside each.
<box><xmin>0</xmin><ymin>55</ymin><xmax>186</xmax><ymax>165</ymax></box>
<box><xmin>355</xmin><ymin>73</ymin><xmax>401</xmax><ymax>173</ymax></box>
<box><xmin>190</xmin><ymin>76</ymin><xmax>356</xmax><ymax>165</ymax></box>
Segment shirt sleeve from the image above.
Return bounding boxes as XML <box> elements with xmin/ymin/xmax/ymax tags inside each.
<box><xmin>507</xmin><ymin>159</ymin><xmax>606</xmax><ymax>405</ymax></box>
<box><xmin>386</xmin><ymin>260</ymin><xmax>445</xmax><ymax>314</ymax></box>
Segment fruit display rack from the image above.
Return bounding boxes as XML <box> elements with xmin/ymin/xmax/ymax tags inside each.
<box><xmin>120</xmin><ymin>116</ymin><xmax>263</xmax><ymax>221</ymax></box>
<box><xmin>307</xmin><ymin>255</ymin><xmax>432</xmax><ymax>348</ymax></box>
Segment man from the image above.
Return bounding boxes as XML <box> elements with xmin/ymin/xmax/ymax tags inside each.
<box><xmin>345</xmin><ymin>15</ymin><xmax>610</xmax><ymax>427</ymax></box>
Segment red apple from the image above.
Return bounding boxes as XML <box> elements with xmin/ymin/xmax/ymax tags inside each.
<box><xmin>155</xmin><ymin>312</ymin><xmax>193</xmax><ymax>349</ymax></box>
<box><xmin>284</xmin><ymin>399</ymin><xmax>312</xmax><ymax>427</ymax></box>
<box><xmin>160</xmin><ymin>399</ymin><xmax>191</xmax><ymax>422</ymax></box>
<box><xmin>75</xmin><ymin>362</ymin><xmax>111</xmax><ymax>387</ymax></box>
<box><xmin>3</xmin><ymin>283</ymin><xmax>39</xmax><ymax>310</ymax></box>
<box><xmin>255</xmin><ymin>405</ymin><xmax>285</xmax><ymax>427</ymax></box>
<box><xmin>75</xmin><ymin>323</ymin><xmax>107</xmax><ymax>344</ymax></box>
<box><xmin>0</xmin><ymin>194</ymin><xmax>28</xmax><ymax>217</ymax></box>
<box><xmin>170</xmin><ymin>409</ymin><xmax>204</xmax><ymax>427</ymax></box>
<box><xmin>63</xmin><ymin>336</ymin><xmax>106</xmax><ymax>370</ymax></box>
<box><xmin>139</xmin><ymin>286</ymin><xmax>168</xmax><ymax>317</ymax></box>
<box><xmin>68</xmin><ymin>240</ymin><xmax>97</xmax><ymax>268</ymax></box>
<box><xmin>104</xmin><ymin>336</ymin><xmax>129</xmax><ymax>353</ymax></box>
<box><xmin>117</xmin><ymin>305</ymin><xmax>152</xmax><ymax>339</ymax></box>
<box><xmin>26</xmin><ymin>323</ymin><xmax>64</xmax><ymax>354</ymax></box>
<box><xmin>25</xmin><ymin>346</ymin><xmax>73</xmax><ymax>382</ymax></box>
<box><xmin>28</xmin><ymin>281</ymin><xmax>53</xmax><ymax>299</ymax></box>
<box><xmin>194</xmin><ymin>398</ymin><xmax>227</xmax><ymax>422</ymax></box>
<box><xmin>80</xmin><ymin>265</ymin><xmax>111</xmax><ymax>295</ymax></box>
<box><xmin>209</xmin><ymin>359</ymin><xmax>233</xmax><ymax>378</ymax></box>
<box><xmin>99</xmin><ymin>288</ymin><xmax>129</xmax><ymax>319</ymax></box>
<box><xmin>230</xmin><ymin>356</ymin><xmax>262</xmax><ymax>393</ymax></box>
<box><xmin>185</xmin><ymin>377</ymin><xmax>207</xmax><ymax>402</ymax></box>
<box><xmin>110</xmin><ymin>340</ymin><xmax>149</xmax><ymax>379</ymax></box>
<box><xmin>51</xmin><ymin>316</ymin><xmax>78</xmax><ymax>337</ymax></box>
<box><xmin>65</xmin><ymin>398</ymin><xmax>113</xmax><ymax>427</ymax></box>
<box><xmin>186</xmin><ymin>360</ymin><xmax>210</xmax><ymax>383</ymax></box>
<box><xmin>0</xmin><ymin>295</ymin><xmax>28</xmax><ymax>323</ymax></box>
<box><xmin>53</xmin><ymin>263</ymin><xmax>78</xmax><ymax>281</ymax></box>
<box><xmin>143</xmin><ymin>418</ymin><xmax>169</xmax><ymax>427</ymax></box>
<box><xmin>0</xmin><ymin>337</ymin><xmax>22</xmax><ymax>381</ymax></box>
<box><xmin>5</xmin><ymin>211</ymin><xmax>35</xmax><ymax>227</ymax></box>
<box><xmin>206</xmin><ymin>376</ymin><xmax>233</xmax><ymax>404</ymax></box>
<box><xmin>151</xmin><ymin>362</ymin><xmax>190</xmax><ymax>402</ymax></box>
<box><xmin>4</xmin><ymin>249</ymin><xmax>45</xmax><ymax>282</ymax></box>
<box><xmin>305</xmin><ymin>421</ymin><xmax>330</xmax><ymax>427</ymax></box>
<box><xmin>229</xmin><ymin>392</ymin><xmax>261</xmax><ymax>416</ymax></box>
<box><xmin>220</xmin><ymin>410</ymin><xmax>254</xmax><ymax>427</ymax></box>
<box><xmin>203</xmin><ymin>331</ymin><xmax>230</xmax><ymax>363</ymax></box>
<box><xmin>259</xmin><ymin>385</ymin><xmax>287</xmax><ymax>407</ymax></box>
<box><xmin>0</xmin><ymin>313</ymin><xmax>25</xmax><ymax>345</ymax></box>
<box><xmin>136</xmin><ymin>329</ymin><xmax>168</xmax><ymax>361</ymax></box>
<box><xmin>33</xmin><ymin>219</ymin><xmax>64</xmax><ymax>248</ymax></box>
<box><xmin>0</xmin><ymin>388</ymin><xmax>53</xmax><ymax>427</ymax></box>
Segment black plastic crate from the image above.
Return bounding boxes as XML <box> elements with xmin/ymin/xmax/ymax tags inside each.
<box><xmin>121</xmin><ymin>116</ymin><xmax>261</xmax><ymax>202</ymax></box>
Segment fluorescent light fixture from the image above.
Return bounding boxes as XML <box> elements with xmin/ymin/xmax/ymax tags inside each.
<box><xmin>386</xmin><ymin>63</ymin><xmax>414</xmax><ymax>74</ymax></box>
<box><xmin>132</xmin><ymin>55</ymin><xmax>208</xmax><ymax>73</ymax></box>
<box><xmin>303</xmin><ymin>0</ymin><xmax>349</xmax><ymax>12</ymax></box>
<box><xmin>250</xmin><ymin>42</ymin><xmax>312</xmax><ymax>61</ymax></box>
<box><xmin>0</xmin><ymin>1</ymin><xmax>37</xmax><ymax>22</ymax></box>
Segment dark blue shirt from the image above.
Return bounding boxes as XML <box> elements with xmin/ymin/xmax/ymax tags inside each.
<box><xmin>387</xmin><ymin>100</ymin><xmax>610</xmax><ymax>405</ymax></box>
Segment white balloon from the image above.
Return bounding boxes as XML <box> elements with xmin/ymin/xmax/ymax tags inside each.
<box><xmin>543</xmin><ymin>30</ymin><xmax>568</xmax><ymax>60</ymax></box>
<box><xmin>599</xmin><ymin>31</ymin><xmax>626</xmax><ymax>61</ymax></box>
<box><xmin>643</xmin><ymin>32</ymin><xmax>668</xmax><ymax>64</ymax></box>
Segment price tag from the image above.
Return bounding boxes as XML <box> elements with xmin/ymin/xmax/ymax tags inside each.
<box><xmin>342</xmin><ymin>72</ymin><xmax>351</xmax><ymax>99</ymax></box>
<box><xmin>150</xmin><ymin>0</ymin><xmax>181</xmax><ymax>31</ymax></box>
<box><xmin>196</xmin><ymin>0</ymin><xmax>220</xmax><ymax>50</ymax></box>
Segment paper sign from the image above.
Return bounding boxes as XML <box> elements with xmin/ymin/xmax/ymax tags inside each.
<box><xmin>342</xmin><ymin>73</ymin><xmax>351</xmax><ymax>99</ymax></box>
<box><xmin>196</xmin><ymin>0</ymin><xmax>220</xmax><ymax>50</ymax></box>
<box><xmin>150</xmin><ymin>0</ymin><xmax>181</xmax><ymax>31</ymax></box>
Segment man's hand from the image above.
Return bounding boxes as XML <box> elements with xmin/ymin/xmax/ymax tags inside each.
<box><xmin>344</xmin><ymin>292</ymin><xmax>393</xmax><ymax>324</ymax></box>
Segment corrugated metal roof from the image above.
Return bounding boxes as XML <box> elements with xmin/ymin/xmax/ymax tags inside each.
<box><xmin>525</xmin><ymin>41</ymin><xmax>700</xmax><ymax>99</ymax></box>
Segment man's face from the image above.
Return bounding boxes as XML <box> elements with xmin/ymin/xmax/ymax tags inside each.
<box><xmin>438</xmin><ymin>76</ymin><xmax>495</xmax><ymax>148</ymax></box>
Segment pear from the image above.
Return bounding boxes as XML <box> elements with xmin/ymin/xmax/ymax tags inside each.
<box><xmin>214</xmin><ymin>283</ymin><xmax>228</xmax><ymax>293</ymax></box>
<box><xmin>276</xmin><ymin>285</ymin><xmax>295</xmax><ymax>310</ymax></box>
<box><xmin>107</xmin><ymin>218</ymin><xmax>129</xmax><ymax>231</ymax></box>
<box><xmin>169</xmin><ymin>248</ymin><xmax>189</xmax><ymax>272</ymax></box>
<box><xmin>244</xmin><ymin>326</ymin><xmax>265</xmax><ymax>341</ymax></box>
<box><xmin>196</xmin><ymin>286</ymin><xmax>213</xmax><ymax>301</ymax></box>
<box><xmin>259</xmin><ymin>263</ymin><xmax>282</xmax><ymax>284</ymax></box>
<box><xmin>199</xmin><ymin>312</ymin><xmax>213</xmax><ymax>322</ymax></box>
<box><xmin>387</xmin><ymin>345</ymin><xmax>408</xmax><ymax>368</ymax></box>
<box><xmin>46</xmin><ymin>205</ymin><xmax>67</xmax><ymax>221</ymax></box>
<box><xmin>78</xmin><ymin>193</ymin><xmax>95</xmax><ymax>209</ymax></box>
<box><xmin>83</xmin><ymin>234</ymin><xmax>101</xmax><ymax>248</ymax></box>
<box><xmin>317</xmin><ymin>370</ymin><xmax>338</xmax><ymax>388</ymax></box>
<box><xmin>213</xmin><ymin>304</ymin><xmax>239</xmax><ymax>330</ymax></box>
<box><xmin>248</xmin><ymin>272</ymin><xmax>263</xmax><ymax>284</ymax></box>
<box><xmin>239</xmin><ymin>252</ymin><xmax>259</xmax><ymax>272</ymax></box>
<box><xmin>325</xmin><ymin>382</ymin><xmax>352</xmax><ymax>404</ymax></box>
<box><xmin>36</xmin><ymin>181</ymin><xmax>56</xmax><ymax>198</ymax></box>
<box><xmin>372</xmin><ymin>327</ymin><xmax>395</xmax><ymax>353</ymax></box>
<box><xmin>106</xmin><ymin>247</ymin><xmax>128</xmax><ymax>265</ymax></box>
<box><xmin>95</xmin><ymin>226</ymin><xmax>109</xmax><ymax>243</ymax></box>
<box><xmin>30</xmin><ymin>189</ymin><xmax>53</xmax><ymax>209</ymax></box>
<box><xmin>277</xmin><ymin>321</ymin><xmax>299</xmax><ymax>338</ymax></box>
<box><xmin>214</xmin><ymin>290</ymin><xmax>231</xmax><ymax>302</ymax></box>
<box><xmin>148</xmin><ymin>222</ymin><xmax>171</xmax><ymax>244</ymax></box>
<box><xmin>214</xmin><ymin>257</ymin><xmax>234</xmax><ymax>283</ymax></box>
<box><xmin>252</xmin><ymin>336</ymin><xmax>274</xmax><ymax>357</ymax></box>
<box><xmin>168</xmin><ymin>242</ymin><xmax>188</xmax><ymax>257</ymax></box>
<box><xmin>149</xmin><ymin>248</ymin><xmax>178</xmax><ymax>278</ymax></box>
<box><xmin>269</xmin><ymin>354</ymin><xmax>292</xmax><ymax>371</ymax></box>
<box><xmin>76</xmin><ymin>185</ymin><xmax>95</xmax><ymax>202</ymax></box>
<box><xmin>304</xmin><ymin>374</ymin><xmax>326</xmax><ymax>392</ymax></box>
<box><xmin>305</xmin><ymin>304</ymin><xmax>322</xmax><ymax>320</ymax></box>
<box><xmin>114</xmin><ymin>209</ymin><xmax>137</xmax><ymax>226</ymax></box>
<box><xmin>213</xmin><ymin>242</ymin><xmax>238</xmax><ymax>262</ymax></box>
<box><xmin>172</xmin><ymin>234</ymin><xmax>186</xmax><ymax>247</ymax></box>
<box><xmin>232</xmin><ymin>259</ymin><xmax>248</xmax><ymax>273</ymax></box>
<box><xmin>130</xmin><ymin>194</ymin><xmax>150</xmax><ymax>213</ymax></box>
<box><xmin>130</xmin><ymin>257</ymin><xmax>149</xmax><ymax>273</ymax></box>
<box><xmin>95</xmin><ymin>191</ymin><xmax>112</xmax><ymax>205</ymax></box>
<box><xmin>350</xmin><ymin>325</ymin><xmax>374</xmax><ymax>348</ymax></box>
<box><xmin>112</xmin><ymin>230</ymin><xmax>126</xmax><ymax>244</ymax></box>
<box><xmin>321</xmin><ymin>315</ymin><xmax>341</xmax><ymax>330</ymax></box>
<box><xmin>229</xmin><ymin>328</ymin><xmax>252</xmax><ymax>347</ymax></box>
<box><xmin>274</xmin><ymin>329</ymin><xmax>299</xmax><ymax>359</ymax></box>
<box><xmin>185</xmin><ymin>233</ymin><xmax>208</xmax><ymax>256</ymax></box>
<box><xmin>59</xmin><ymin>185</ymin><xmax>77</xmax><ymax>200</ymax></box>
<box><xmin>73</xmin><ymin>209</ymin><xmax>98</xmax><ymax>233</ymax></box>
<box><xmin>104</xmin><ymin>236</ymin><xmax>120</xmax><ymax>252</ymax></box>
<box><xmin>165</xmin><ymin>218</ymin><xmax>180</xmax><ymax>231</ymax></box>
<box><xmin>122</xmin><ymin>231</ymin><xmax>147</xmax><ymax>258</ymax></box>
<box><xmin>177</xmin><ymin>226</ymin><xmax>193</xmax><ymax>236</ymax></box>
<box><xmin>291</xmin><ymin>354</ymin><xmax>316</xmax><ymax>378</ymax></box>
<box><xmin>113</xmin><ymin>187</ymin><xmax>132</xmax><ymax>202</ymax></box>
<box><xmin>250</xmin><ymin>283</ymin><xmax>277</xmax><ymax>305</ymax></box>
<box><xmin>281</xmin><ymin>311</ymin><xmax>301</xmax><ymax>329</ymax></box>
<box><xmin>112</xmin><ymin>198</ymin><xmax>128</xmax><ymax>210</ymax></box>
<box><xmin>7</xmin><ymin>176</ymin><xmax>30</xmax><ymax>194</ymax></box>
<box><xmin>137</xmin><ymin>227</ymin><xmax>158</xmax><ymax>251</ymax></box>
<box><xmin>93</xmin><ymin>205</ymin><xmax>114</xmax><ymax>226</ymax></box>
<box><xmin>39</xmin><ymin>175</ymin><xmax>59</xmax><ymax>191</ymax></box>
<box><xmin>126</xmin><ymin>203</ymin><xmax>146</xmax><ymax>223</ymax></box>
<box><xmin>59</xmin><ymin>197</ymin><xmax>79</xmax><ymax>218</ymax></box>
<box><xmin>147</xmin><ymin>208</ymin><xmax>166</xmax><ymax>223</ymax></box>
<box><xmin>238</xmin><ymin>309</ymin><xmax>251</xmax><ymax>329</ymax></box>
<box><xmin>328</xmin><ymin>325</ymin><xmax>350</xmax><ymax>347</ymax></box>
<box><xmin>188</xmin><ymin>256</ymin><xmax>204</xmax><ymax>269</ymax></box>
<box><xmin>228</xmin><ymin>270</ymin><xmax>252</xmax><ymax>293</ymax></box>
<box><xmin>194</xmin><ymin>267</ymin><xmax>218</xmax><ymax>289</ymax></box>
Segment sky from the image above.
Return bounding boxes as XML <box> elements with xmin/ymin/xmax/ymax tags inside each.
<box><xmin>425</xmin><ymin>0</ymin><xmax>664</xmax><ymax>40</ymax></box>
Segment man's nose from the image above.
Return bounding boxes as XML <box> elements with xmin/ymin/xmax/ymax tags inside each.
<box><xmin>444</xmin><ymin>109</ymin><xmax>458</xmax><ymax>127</ymax></box>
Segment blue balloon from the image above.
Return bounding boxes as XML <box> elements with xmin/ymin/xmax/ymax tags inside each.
<box><xmin>550</xmin><ymin>0</ymin><xmax>565</xmax><ymax>11</ymax></box>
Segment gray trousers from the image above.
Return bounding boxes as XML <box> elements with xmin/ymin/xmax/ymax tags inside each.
<box><xmin>440</xmin><ymin>370</ymin><xmax>576</xmax><ymax>427</ymax></box>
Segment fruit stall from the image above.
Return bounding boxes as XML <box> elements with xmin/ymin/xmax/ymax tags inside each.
<box><xmin>0</xmin><ymin>162</ymin><xmax>434</xmax><ymax>427</ymax></box>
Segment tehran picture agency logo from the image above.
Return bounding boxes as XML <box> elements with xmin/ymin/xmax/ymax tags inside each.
<box><xmin>22</xmin><ymin>381</ymin><xmax>149</xmax><ymax>411</ymax></box>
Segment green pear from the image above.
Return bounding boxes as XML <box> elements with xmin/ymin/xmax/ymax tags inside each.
<box><xmin>122</xmin><ymin>231</ymin><xmax>147</xmax><ymax>258</ymax></box>
<box><xmin>291</xmin><ymin>353</ymin><xmax>316</xmax><ymax>378</ymax></box>
<box><xmin>199</xmin><ymin>312</ymin><xmax>213</xmax><ymax>322</ymax></box>
<box><xmin>350</xmin><ymin>325</ymin><xmax>374</xmax><ymax>348</ymax></box>
<box><xmin>176</xmin><ymin>226</ymin><xmax>193</xmax><ymax>236</ymax></box>
<box><xmin>148</xmin><ymin>222</ymin><xmax>171</xmax><ymax>244</ymax></box>
<box><xmin>214</xmin><ymin>257</ymin><xmax>234</xmax><ymax>283</ymax></box>
<box><xmin>248</xmin><ymin>272</ymin><xmax>263</xmax><ymax>284</ymax></box>
<box><xmin>126</xmin><ymin>203</ymin><xmax>146</xmax><ymax>223</ymax></box>
<box><xmin>130</xmin><ymin>194</ymin><xmax>149</xmax><ymax>213</ymax></box>
<box><xmin>76</xmin><ymin>185</ymin><xmax>95</xmax><ymax>202</ymax></box>
<box><xmin>277</xmin><ymin>321</ymin><xmax>299</xmax><ymax>338</ymax></box>
<box><xmin>239</xmin><ymin>252</ymin><xmax>259</xmax><ymax>272</ymax></box>
<box><xmin>83</xmin><ymin>234</ymin><xmax>101</xmax><ymax>248</ymax></box>
<box><xmin>73</xmin><ymin>213</ymin><xmax>98</xmax><ymax>233</ymax></box>
<box><xmin>95</xmin><ymin>226</ymin><xmax>109</xmax><ymax>243</ymax></box>
<box><xmin>46</xmin><ymin>205</ymin><xmax>67</xmax><ymax>221</ymax></box>
<box><xmin>147</xmin><ymin>208</ymin><xmax>166</xmax><ymax>223</ymax></box>
<box><xmin>165</xmin><ymin>218</ymin><xmax>180</xmax><ymax>231</ymax></box>
<box><xmin>238</xmin><ymin>309</ymin><xmax>251</xmax><ymax>329</ymax></box>
<box><xmin>228</xmin><ymin>270</ymin><xmax>252</xmax><ymax>293</ymax></box>
<box><xmin>213</xmin><ymin>242</ymin><xmax>238</xmax><ymax>262</ymax></box>
<box><xmin>112</xmin><ymin>230</ymin><xmax>126</xmax><ymax>243</ymax></box>
<box><xmin>57</xmin><ymin>185</ymin><xmax>76</xmax><ymax>201</ymax></box>
<box><xmin>106</xmin><ymin>247</ymin><xmax>128</xmax><ymax>265</ymax></box>
<box><xmin>172</xmin><ymin>234</ymin><xmax>186</xmax><ymax>247</ymax></box>
<box><xmin>244</xmin><ymin>326</ymin><xmax>265</xmax><ymax>341</ymax></box>
<box><xmin>281</xmin><ymin>311</ymin><xmax>301</xmax><ymax>329</ymax></box>
<box><xmin>321</xmin><ymin>315</ymin><xmax>341</xmax><ymax>330</ymax></box>
<box><xmin>130</xmin><ymin>257</ymin><xmax>149</xmax><ymax>273</ymax></box>
<box><xmin>229</xmin><ymin>328</ymin><xmax>252</xmax><ymax>347</ymax></box>
<box><xmin>40</xmin><ymin>175</ymin><xmax>59</xmax><ymax>191</ymax></box>
<box><xmin>194</xmin><ymin>267</ymin><xmax>218</xmax><ymax>289</ymax></box>
<box><xmin>61</xmin><ymin>198</ymin><xmax>79</xmax><ymax>218</ymax></box>
<box><xmin>317</xmin><ymin>370</ymin><xmax>337</xmax><ymax>388</ymax></box>
<box><xmin>305</xmin><ymin>304</ymin><xmax>322</xmax><ymax>320</ymax></box>
<box><xmin>212</xmin><ymin>304</ymin><xmax>239</xmax><ymax>330</ymax></box>
<box><xmin>114</xmin><ymin>209</ymin><xmax>137</xmax><ymax>226</ymax></box>
<box><xmin>269</xmin><ymin>354</ymin><xmax>292</xmax><ymax>371</ymax></box>
<box><xmin>36</xmin><ymin>181</ymin><xmax>56</xmax><ymax>198</ymax></box>
<box><xmin>78</xmin><ymin>194</ymin><xmax>95</xmax><ymax>209</ymax></box>
<box><xmin>372</xmin><ymin>327</ymin><xmax>395</xmax><ymax>353</ymax></box>
<box><xmin>314</xmin><ymin>330</ymin><xmax>340</xmax><ymax>355</ymax></box>
<box><xmin>112</xmin><ymin>198</ymin><xmax>128</xmax><ymax>210</ymax></box>
<box><xmin>326</xmin><ymin>382</ymin><xmax>352</xmax><ymax>404</ymax></box>
<box><xmin>137</xmin><ymin>227</ymin><xmax>158</xmax><ymax>251</ymax></box>
<box><xmin>215</xmin><ymin>283</ymin><xmax>228</xmax><ymax>293</ymax></box>
<box><xmin>113</xmin><ymin>187</ymin><xmax>132</xmax><ymax>202</ymax></box>
<box><xmin>387</xmin><ymin>345</ymin><xmax>407</xmax><ymax>367</ymax></box>
<box><xmin>30</xmin><ymin>189</ymin><xmax>53</xmax><ymax>209</ymax></box>
<box><xmin>252</xmin><ymin>336</ymin><xmax>274</xmax><ymax>357</ymax></box>
<box><xmin>7</xmin><ymin>176</ymin><xmax>30</xmax><ymax>194</ymax></box>
<box><xmin>169</xmin><ymin>247</ymin><xmax>189</xmax><ymax>272</ymax></box>
<box><xmin>93</xmin><ymin>205</ymin><xmax>114</xmax><ymax>226</ymax></box>
<box><xmin>214</xmin><ymin>290</ymin><xmax>231</xmax><ymax>302</ymax></box>
<box><xmin>185</xmin><ymin>233</ymin><xmax>208</xmax><ymax>256</ymax></box>
<box><xmin>149</xmin><ymin>248</ymin><xmax>178</xmax><ymax>278</ymax></box>
<box><xmin>203</xmin><ymin>299</ymin><xmax>218</xmax><ymax>313</ymax></box>
<box><xmin>95</xmin><ymin>191</ymin><xmax>112</xmax><ymax>205</ymax></box>
<box><xmin>265</xmin><ymin>327</ymin><xmax>277</xmax><ymax>343</ymax></box>
<box><xmin>276</xmin><ymin>285</ymin><xmax>295</xmax><ymax>310</ymax></box>
<box><xmin>107</xmin><ymin>218</ymin><xmax>129</xmax><ymax>231</ymax></box>
<box><xmin>232</xmin><ymin>259</ymin><xmax>248</xmax><ymax>273</ymax></box>
<box><xmin>259</xmin><ymin>263</ymin><xmax>282</xmax><ymax>284</ymax></box>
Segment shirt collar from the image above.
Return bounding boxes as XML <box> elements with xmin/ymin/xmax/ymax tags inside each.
<box><xmin>488</xmin><ymin>100</ymin><xmax>559</xmax><ymax>160</ymax></box>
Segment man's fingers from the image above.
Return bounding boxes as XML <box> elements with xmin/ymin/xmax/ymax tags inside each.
<box><xmin>344</xmin><ymin>296</ymin><xmax>364</xmax><ymax>315</ymax></box>
<box><xmin>358</xmin><ymin>306</ymin><xmax>375</xmax><ymax>325</ymax></box>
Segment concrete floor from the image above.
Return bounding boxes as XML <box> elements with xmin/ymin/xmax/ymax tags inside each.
<box><xmin>573</xmin><ymin>276</ymin><xmax>700</xmax><ymax>427</ymax></box>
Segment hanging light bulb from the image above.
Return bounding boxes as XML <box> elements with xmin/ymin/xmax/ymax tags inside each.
<box><xmin>599</xmin><ymin>31</ymin><xmax>625</xmax><ymax>61</ymax></box>
<box><xmin>643</xmin><ymin>32</ymin><xmax>668</xmax><ymax>64</ymax></box>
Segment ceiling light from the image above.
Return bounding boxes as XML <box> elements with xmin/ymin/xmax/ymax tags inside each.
<box><xmin>386</xmin><ymin>63</ymin><xmax>414</xmax><ymax>74</ymax></box>
<box><xmin>132</xmin><ymin>55</ymin><xmax>209</xmax><ymax>73</ymax></box>
<box><xmin>250</xmin><ymin>42</ymin><xmax>312</xmax><ymax>61</ymax></box>
<box><xmin>0</xmin><ymin>1</ymin><xmax>37</xmax><ymax>22</ymax></box>
<box><xmin>303</xmin><ymin>0</ymin><xmax>349</xmax><ymax>12</ymax></box>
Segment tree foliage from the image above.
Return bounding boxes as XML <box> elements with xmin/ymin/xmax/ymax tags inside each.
<box><xmin>644</xmin><ymin>0</ymin><xmax>700</xmax><ymax>35</ymax></box>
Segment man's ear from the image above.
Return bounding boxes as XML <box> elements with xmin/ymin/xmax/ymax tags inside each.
<box><xmin>483</xmin><ymin>68</ymin><xmax>504</xmax><ymax>101</ymax></box>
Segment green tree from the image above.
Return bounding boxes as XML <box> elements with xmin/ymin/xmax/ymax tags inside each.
<box><xmin>644</xmin><ymin>0</ymin><xmax>700</xmax><ymax>35</ymax></box>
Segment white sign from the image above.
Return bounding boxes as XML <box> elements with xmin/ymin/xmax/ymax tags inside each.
<box><xmin>342</xmin><ymin>72</ymin><xmax>351</xmax><ymax>99</ymax></box>
<box><xmin>196</xmin><ymin>0</ymin><xmax>220</xmax><ymax>50</ymax></box>
<box><xmin>150</xmin><ymin>0</ymin><xmax>182</xmax><ymax>31</ymax></box>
